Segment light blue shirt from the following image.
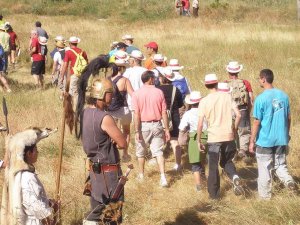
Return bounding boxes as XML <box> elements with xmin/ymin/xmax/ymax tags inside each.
<box><xmin>253</xmin><ymin>88</ymin><xmax>290</xmax><ymax>147</ymax></box>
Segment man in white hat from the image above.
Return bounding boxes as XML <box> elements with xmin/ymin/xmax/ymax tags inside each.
<box><xmin>0</xmin><ymin>24</ymin><xmax>10</xmax><ymax>74</ymax></box>
<box><xmin>51</xmin><ymin>40</ymin><xmax>66</xmax><ymax>89</ymax></box>
<box><xmin>226</xmin><ymin>61</ymin><xmax>254</xmax><ymax>160</ymax></box>
<box><xmin>60</xmin><ymin>36</ymin><xmax>88</xmax><ymax>109</ymax></box>
<box><xmin>152</xmin><ymin>54</ymin><xmax>167</xmax><ymax>86</ymax></box>
<box><xmin>29</xmin><ymin>31</ymin><xmax>48</xmax><ymax>89</ymax></box>
<box><xmin>179</xmin><ymin>91</ymin><xmax>207</xmax><ymax>191</ymax></box>
<box><xmin>122</xmin><ymin>34</ymin><xmax>139</xmax><ymax>54</ymax></box>
<box><xmin>197</xmin><ymin>73</ymin><xmax>243</xmax><ymax>199</ymax></box>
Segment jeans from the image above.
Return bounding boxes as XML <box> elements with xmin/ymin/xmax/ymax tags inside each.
<box><xmin>207</xmin><ymin>141</ymin><xmax>237</xmax><ymax>199</ymax></box>
<box><xmin>256</xmin><ymin>145</ymin><xmax>294</xmax><ymax>199</ymax></box>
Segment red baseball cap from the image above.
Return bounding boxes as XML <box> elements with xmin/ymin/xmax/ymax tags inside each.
<box><xmin>144</xmin><ymin>41</ymin><xmax>158</xmax><ymax>50</ymax></box>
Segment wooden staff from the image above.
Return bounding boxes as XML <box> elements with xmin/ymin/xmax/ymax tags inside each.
<box><xmin>54</xmin><ymin>98</ymin><xmax>66</xmax><ymax>225</ymax></box>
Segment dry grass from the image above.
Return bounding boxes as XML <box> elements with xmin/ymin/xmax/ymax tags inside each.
<box><xmin>0</xmin><ymin>13</ymin><xmax>300</xmax><ymax>225</ymax></box>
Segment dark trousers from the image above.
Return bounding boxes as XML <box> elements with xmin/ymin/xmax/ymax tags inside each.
<box><xmin>207</xmin><ymin>141</ymin><xmax>237</xmax><ymax>199</ymax></box>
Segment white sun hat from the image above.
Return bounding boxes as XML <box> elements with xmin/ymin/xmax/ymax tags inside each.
<box><xmin>38</xmin><ymin>36</ymin><xmax>48</xmax><ymax>45</ymax></box>
<box><xmin>226</xmin><ymin>61</ymin><xmax>243</xmax><ymax>73</ymax></box>
<box><xmin>204</xmin><ymin>73</ymin><xmax>218</xmax><ymax>84</ymax></box>
<box><xmin>130</xmin><ymin>50</ymin><xmax>145</xmax><ymax>60</ymax></box>
<box><xmin>115</xmin><ymin>50</ymin><xmax>130</xmax><ymax>61</ymax></box>
<box><xmin>153</xmin><ymin>54</ymin><xmax>167</xmax><ymax>62</ymax></box>
<box><xmin>122</xmin><ymin>34</ymin><xmax>134</xmax><ymax>40</ymax></box>
<box><xmin>218</xmin><ymin>82</ymin><xmax>232</xmax><ymax>93</ymax></box>
<box><xmin>169</xmin><ymin>59</ymin><xmax>184</xmax><ymax>71</ymax></box>
<box><xmin>68</xmin><ymin>36</ymin><xmax>81</xmax><ymax>44</ymax></box>
<box><xmin>54</xmin><ymin>35</ymin><xmax>65</xmax><ymax>42</ymax></box>
<box><xmin>161</xmin><ymin>67</ymin><xmax>176</xmax><ymax>81</ymax></box>
<box><xmin>185</xmin><ymin>91</ymin><xmax>202</xmax><ymax>105</ymax></box>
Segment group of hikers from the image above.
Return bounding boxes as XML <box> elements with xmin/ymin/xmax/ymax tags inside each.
<box><xmin>0</xmin><ymin>17</ymin><xmax>298</xmax><ymax>225</ymax></box>
<box><xmin>175</xmin><ymin>0</ymin><xmax>199</xmax><ymax>17</ymax></box>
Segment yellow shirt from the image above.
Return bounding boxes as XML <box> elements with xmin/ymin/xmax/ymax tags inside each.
<box><xmin>198</xmin><ymin>91</ymin><xmax>235</xmax><ymax>143</ymax></box>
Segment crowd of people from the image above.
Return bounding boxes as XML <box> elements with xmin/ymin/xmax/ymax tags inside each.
<box><xmin>175</xmin><ymin>0</ymin><xmax>199</xmax><ymax>17</ymax></box>
<box><xmin>0</xmin><ymin>17</ymin><xmax>298</xmax><ymax>225</ymax></box>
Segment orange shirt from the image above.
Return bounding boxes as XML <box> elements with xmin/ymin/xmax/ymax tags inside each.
<box><xmin>198</xmin><ymin>92</ymin><xmax>236</xmax><ymax>143</ymax></box>
<box><xmin>144</xmin><ymin>57</ymin><xmax>167</xmax><ymax>70</ymax></box>
<box><xmin>132</xmin><ymin>85</ymin><xmax>167</xmax><ymax>121</ymax></box>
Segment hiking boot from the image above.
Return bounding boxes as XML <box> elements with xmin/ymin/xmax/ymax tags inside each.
<box><xmin>233</xmin><ymin>175</ymin><xmax>244</xmax><ymax>196</ymax></box>
<box><xmin>160</xmin><ymin>177</ymin><xmax>168</xmax><ymax>188</ymax></box>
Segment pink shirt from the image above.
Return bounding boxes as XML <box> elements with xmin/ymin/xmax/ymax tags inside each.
<box><xmin>132</xmin><ymin>85</ymin><xmax>167</xmax><ymax>121</ymax></box>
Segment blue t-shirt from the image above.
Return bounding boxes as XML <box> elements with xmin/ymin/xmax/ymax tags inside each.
<box><xmin>253</xmin><ymin>88</ymin><xmax>290</xmax><ymax>147</ymax></box>
<box><xmin>126</xmin><ymin>45</ymin><xmax>139</xmax><ymax>54</ymax></box>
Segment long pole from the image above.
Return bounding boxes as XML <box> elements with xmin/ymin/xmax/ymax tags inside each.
<box><xmin>298</xmin><ymin>0</ymin><xmax>300</xmax><ymax>20</ymax></box>
<box><xmin>54</xmin><ymin>100</ymin><xmax>66</xmax><ymax>225</ymax></box>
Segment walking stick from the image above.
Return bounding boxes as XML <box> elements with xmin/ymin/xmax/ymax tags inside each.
<box><xmin>2</xmin><ymin>97</ymin><xmax>9</xmax><ymax>135</ymax></box>
<box><xmin>54</xmin><ymin>98</ymin><xmax>66</xmax><ymax>225</ymax></box>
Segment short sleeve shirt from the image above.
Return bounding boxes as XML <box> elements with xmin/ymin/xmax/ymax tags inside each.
<box><xmin>198</xmin><ymin>92</ymin><xmax>235</xmax><ymax>143</ymax></box>
<box><xmin>64</xmin><ymin>47</ymin><xmax>88</xmax><ymax>75</ymax></box>
<box><xmin>31</xmin><ymin>37</ymin><xmax>45</xmax><ymax>62</ymax></box>
<box><xmin>179</xmin><ymin>108</ymin><xmax>207</xmax><ymax>132</ymax></box>
<box><xmin>253</xmin><ymin>88</ymin><xmax>290</xmax><ymax>147</ymax></box>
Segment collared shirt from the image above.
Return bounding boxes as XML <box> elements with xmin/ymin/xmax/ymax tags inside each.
<box><xmin>132</xmin><ymin>85</ymin><xmax>167</xmax><ymax>121</ymax></box>
<box><xmin>199</xmin><ymin>92</ymin><xmax>236</xmax><ymax>143</ymax></box>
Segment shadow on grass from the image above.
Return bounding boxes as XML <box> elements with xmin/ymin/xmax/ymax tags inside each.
<box><xmin>7</xmin><ymin>77</ymin><xmax>54</xmax><ymax>91</ymax></box>
<box><xmin>164</xmin><ymin>203</ymin><xmax>214</xmax><ymax>225</ymax></box>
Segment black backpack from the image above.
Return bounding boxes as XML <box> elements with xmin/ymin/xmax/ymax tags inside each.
<box><xmin>40</xmin><ymin>44</ymin><xmax>48</xmax><ymax>56</ymax></box>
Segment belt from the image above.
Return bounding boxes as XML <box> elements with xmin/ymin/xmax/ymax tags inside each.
<box><xmin>141</xmin><ymin>120</ymin><xmax>160</xmax><ymax>123</ymax></box>
<box><xmin>101</xmin><ymin>164</ymin><xmax>119</xmax><ymax>173</ymax></box>
<box><xmin>89</xmin><ymin>161</ymin><xmax>120</xmax><ymax>173</ymax></box>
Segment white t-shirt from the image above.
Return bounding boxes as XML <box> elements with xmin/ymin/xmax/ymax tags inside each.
<box><xmin>179</xmin><ymin>107</ymin><xmax>207</xmax><ymax>133</ymax></box>
<box><xmin>53</xmin><ymin>50</ymin><xmax>64</xmax><ymax>71</ymax></box>
<box><xmin>152</xmin><ymin>66</ymin><xmax>164</xmax><ymax>78</ymax></box>
<box><xmin>123</xmin><ymin>66</ymin><xmax>147</xmax><ymax>110</ymax></box>
<box><xmin>192</xmin><ymin>0</ymin><xmax>199</xmax><ymax>8</ymax></box>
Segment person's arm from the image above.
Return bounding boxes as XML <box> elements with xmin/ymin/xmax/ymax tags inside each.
<box><xmin>197</xmin><ymin>115</ymin><xmax>205</xmax><ymax>152</ymax></box>
<box><xmin>249</xmin><ymin>118</ymin><xmax>261</xmax><ymax>154</ymax></box>
<box><xmin>51</xmin><ymin>59</ymin><xmax>58</xmax><ymax>76</ymax></box>
<box><xmin>232</xmin><ymin>105</ymin><xmax>241</xmax><ymax>132</ymax></box>
<box><xmin>134</xmin><ymin>110</ymin><xmax>142</xmax><ymax>142</ymax></box>
<box><xmin>124</xmin><ymin>77</ymin><xmax>134</xmax><ymax>97</ymax></box>
<box><xmin>161</xmin><ymin>110</ymin><xmax>170</xmax><ymax>142</ymax></box>
<box><xmin>29</xmin><ymin>46</ymin><xmax>36</xmax><ymax>56</ymax></box>
<box><xmin>101</xmin><ymin>114</ymin><xmax>127</xmax><ymax>149</ymax></box>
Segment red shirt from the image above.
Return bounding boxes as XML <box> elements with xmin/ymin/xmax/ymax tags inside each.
<box><xmin>182</xmin><ymin>0</ymin><xmax>190</xmax><ymax>10</ymax></box>
<box><xmin>31</xmin><ymin>37</ymin><xmax>45</xmax><ymax>62</ymax></box>
<box><xmin>8</xmin><ymin>31</ymin><xmax>17</xmax><ymax>46</ymax></box>
<box><xmin>64</xmin><ymin>47</ymin><xmax>88</xmax><ymax>75</ymax></box>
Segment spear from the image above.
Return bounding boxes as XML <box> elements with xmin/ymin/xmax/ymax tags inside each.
<box><xmin>2</xmin><ymin>97</ymin><xmax>9</xmax><ymax>135</ymax></box>
<box><xmin>54</xmin><ymin>98</ymin><xmax>67</xmax><ymax>225</ymax></box>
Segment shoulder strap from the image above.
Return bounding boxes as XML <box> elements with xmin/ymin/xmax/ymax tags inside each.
<box><xmin>154</xmin><ymin>68</ymin><xmax>163</xmax><ymax>76</ymax></box>
<box><xmin>70</xmin><ymin>48</ymin><xmax>81</xmax><ymax>57</ymax></box>
<box><xmin>170</xmin><ymin>86</ymin><xmax>176</xmax><ymax>111</ymax></box>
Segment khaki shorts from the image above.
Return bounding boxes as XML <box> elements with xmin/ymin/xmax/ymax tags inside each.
<box><xmin>109</xmin><ymin>107</ymin><xmax>132</xmax><ymax>126</ymax></box>
<box><xmin>136</xmin><ymin>121</ymin><xmax>165</xmax><ymax>158</ymax></box>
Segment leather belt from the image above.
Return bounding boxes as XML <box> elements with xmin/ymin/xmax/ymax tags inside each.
<box><xmin>141</xmin><ymin>120</ymin><xmax>160</xmax><ymax>123</ymax></box>
<box><xmin>101</xmin><ymin>164</ymin><xmax>119</xmax><ymax>173</ymax></box>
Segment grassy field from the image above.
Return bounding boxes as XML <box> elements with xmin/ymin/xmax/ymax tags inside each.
<box><xmin>1</xmin><ymin>1</ymin><xmax>300</xmax><ymax>224</ymax></box>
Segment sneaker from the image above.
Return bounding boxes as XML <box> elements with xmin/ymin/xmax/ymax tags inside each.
<box><xmin>136</xmin><ymin>174</ymin><xmax>144</xmax><ymax>182</ymax></box>
<box><xmin>122</xmin><ymin>154</ymin><xmax>131</xmax><ymax>163</ymax></box>
<box><xmin>233</xmin><ymin>175</ymin><xmax>244</xmax><ymax>196</ymax></box>
<box><xmin>160</xmin><ymin>177</ymin><xmax>168</xmax><ymax>187</ymax></box>
<box><xmin>173</xmin><ymin>164</ymin><xmax>182</xmax><ymax>172</ymax></box>
<box><xmin>6</xmin><ymin>89</ymin><xmax>12</xmax><ymax>93</ymax></box>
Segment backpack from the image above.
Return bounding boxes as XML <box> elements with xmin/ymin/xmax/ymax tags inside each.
<box><xmin>40</xmin><ymin>44</ymin><xmax>48</xmax><ymax>56</ymax></box>
<box><xmin>70</xmin><ymin>49</ymin><xmax>88</xmax><ymax>77</ymax></box>
<box><xmin>172</xmin><ymin>77</ymin><xmax>189</xmax><ymax>100</ymax></box>
<box><xmin>227</xmin><ymin>79</ymin><xmax>248</xmax><ymax>106</ymax></box>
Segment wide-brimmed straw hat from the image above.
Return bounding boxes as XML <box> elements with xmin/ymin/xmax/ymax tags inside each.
<box><xmin>68</xmin><ymin>36</ymin><xmax>81</xmax><ymax>44</ymax></box>
<box><xmin>218</xmin><ymin>82</ymin><xmax>232</xmax><ymax>93</ymax></box>
<box><xmin>38</xmin><ymin>36</ymin><xmax>48</xmax><ymax>45</ymax></box>
<box><xmin>169</xmin><ymin>59</ymin><xmax>184</xmax><ymax>71</ymax></box>
<box><xmin>56</xmin><ymin>41</ymin><xmax>65</xmax><ymax>48</ymax></box>
<box><xmin>226</xmin><ymin>61</ymin><xmax>243</xmax><ymax>73</ymax></box>
<box><xmin>161</xmin><ymin>67</ymin><xmax>176</xmax><ymax>81</ymax></box>
<box><xmin>122</xmin><ymin>34</ymin><xmax>134</xmax><ymax>40</ymax></box>
<box><xmin>130</xmin><ymin>50</ymin><xmax>145</xmax><ymax>60</ymax></box>
<box><xmin>185</xmin><ymin>91</ymin><xmax>202</xmax><ymax>105</ymax></box>
<box><xmin>204</xmin><ymin>73</ymin><xmax>218</xmax><ymax>84</ymax></box>
<box><xmin>115</xmin><ymin>50</ymin><xmax>130</xmax><ymax>61</ymax></box>
<box><xmin>153</xmin><ymin>54</ymin><xmax>167</xmax><ymax>62</ymax></box>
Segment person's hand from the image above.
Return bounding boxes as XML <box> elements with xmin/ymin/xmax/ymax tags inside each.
<box><xmin>249</xmin><ymin>142</ymin><xmax>256</xmax><ymax>155</ymax></box>
<box><xmin>164</xmin><ymin>130</ymin><xmax>171</xmax><ymax>142</ymax></box>
<box><xmin>197</xmin><ymin>142</ymin><xmax>205</xmax><ymax>153</ymax></box>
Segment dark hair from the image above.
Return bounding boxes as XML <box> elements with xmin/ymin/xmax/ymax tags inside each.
<box><xmin>107</xmin><ymin>63</ymin><xmax>118</xmax><ymax>77</ymax></box>
<box><xmin>35</xmin><ymin>21</ymin><xmax>42</xmax><ymax>27</ymax></box>
<box><xmin>260</xmin><ymin>69</ymin><xmax>274</xmax><ymax>84</ymax></box>
<box><xmin>86</xmin><ymin>96</ymin><xmax>97</xmax><ymax>105</ymax></box>
<box><xmin>191</xmin><ymin>103</ymin><xmax>199</xmax><ymax>108</ymax></box>
<box><xmin>24</xmin><ymin>144</ymin><xmax>36</xmax><ymax>163</ymax></box>
<box><xmin>141</xmin><ymin>70</ymin><xmax>155</xmax><ymax>83</ymax></box>
<box><xmin>154</xmin><ymin>61</ymin><xmax>163</xmax><ymax>66</ymax></box>
<box><xmin>205</xmin><ymin>83</ymin><xmax>218</xmax><ymax>89</ymax></box>
<box><xmin>229</xmin><ymin>72</ymin><xmax>238</xmax><ymax>76</ymax></box>
<box><xmin>161</xmin><ymin>76</ymin><xmax>171</xmax><ymax>84</ymax></box>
